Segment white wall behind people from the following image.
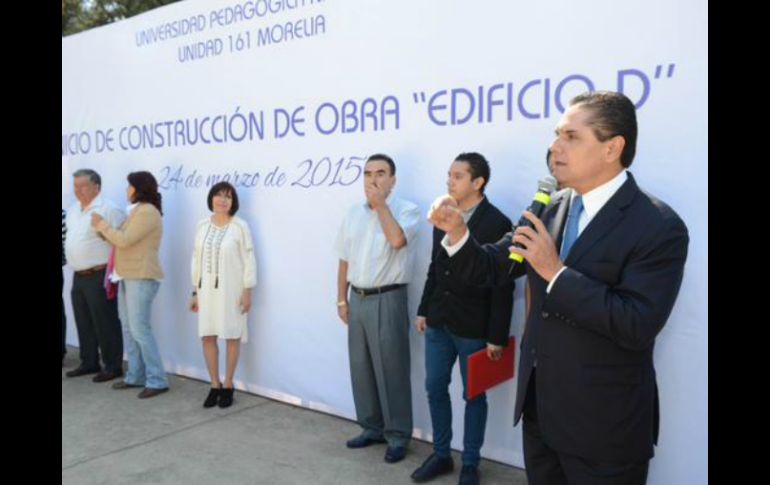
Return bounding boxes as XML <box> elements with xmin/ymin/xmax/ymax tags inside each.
<box><xmin>62</xmin><ymin>1</ymin><xmax>707</xmax><ymax>482</ymax></box>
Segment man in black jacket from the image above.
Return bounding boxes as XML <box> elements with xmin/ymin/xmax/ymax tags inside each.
<box><xmin>62</xmin><ymin>208</ymin><xmax>67</xmax><ymax>366</ymax></box>
<box><xmin>411</xmin><ymin>153</ymin><xmax>513</xmax><ymax>485</ymax></box>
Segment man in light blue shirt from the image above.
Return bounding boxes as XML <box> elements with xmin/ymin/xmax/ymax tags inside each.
<box><xmin>335</xmin><ymin>154</ymin><xmax>420</xmax><ymax>464</ymax></box>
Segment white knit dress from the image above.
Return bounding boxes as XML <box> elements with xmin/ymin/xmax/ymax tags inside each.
<box><xmin>191</xmin><ymin>216</ymin><xmax>257</xmax><ymax>342</ymax></box>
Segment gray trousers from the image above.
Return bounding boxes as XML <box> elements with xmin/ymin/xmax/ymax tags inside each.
<box><xmin>348</xmin><ymin>286</ymin><xmax>412</xmax><ymax>447</ymax></box>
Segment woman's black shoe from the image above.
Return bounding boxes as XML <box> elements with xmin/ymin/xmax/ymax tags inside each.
<box><xmin>203</xmin><ymin>385</ymin><xmax>221</xmax><ymax>408</ymax></box>
<box><xmin>218</xmin><ymin>387</ymin><xmax>234</xmax><ymax>408</ymax></box>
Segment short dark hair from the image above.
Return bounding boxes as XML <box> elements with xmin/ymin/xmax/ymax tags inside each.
<box><xmin>127</xmin><ymin>171</ymin><xmax>162</xmax><ymax>215</ymax></box>
<box><xmin>366</xmin><ymin>153</ymin><xmax>396</xmax><ymax>176</ymax></box>
<box><xmin>570</xmin><ymin>91</ymin><xmax>638</xmax><ymax>168</ymax></box>
<box><xmin>454</xmin><ymin>152</ymin><xmax>490</xmax><ymax>193</ymax></box>
<box><xmin>207</xmin><ymin>181</ymin><xmax>239</xmax><ymax>216</ymax></box>
<box><xmin>72</xmin><ymin>168</ymin><xmax>101</xmax><ymax>187</ymax></box>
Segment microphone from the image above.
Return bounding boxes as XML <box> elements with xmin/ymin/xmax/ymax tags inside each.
<box><xmin>508</xmin><ymin>175</ymin><xmax>558</xmax><ymax>271</ymax></box>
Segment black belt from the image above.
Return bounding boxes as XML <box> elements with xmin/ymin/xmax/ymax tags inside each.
<box><xmin>75</xmin><ymin>264</ymin><xmax>107</xmax><ymax>277</ymax></box>
<box><xmin>351</xmin><ymin>284</ymin><xmax>405</xmax><ymax>297</ymax></box>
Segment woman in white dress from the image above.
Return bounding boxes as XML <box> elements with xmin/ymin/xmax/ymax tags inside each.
<box><xmin>190</xmin><ymin>182</ymin><xmax>257</xmax><ymax>408</ymax></box>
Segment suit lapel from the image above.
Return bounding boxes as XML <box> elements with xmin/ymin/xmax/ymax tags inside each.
<box><xmin>545</xmin><ymin>189</ymin><xmax>571</xmax><ymax>250</ymax></box>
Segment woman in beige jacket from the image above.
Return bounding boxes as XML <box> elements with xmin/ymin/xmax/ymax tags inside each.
<box><xmin>92</xmin><ymin>171</ymin><xmax>169</xmax><ymax>399</ymax></box>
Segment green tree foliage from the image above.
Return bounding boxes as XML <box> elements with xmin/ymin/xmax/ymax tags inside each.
<box><xmin>62</xmin><ymin>0</ymin><xmax>181</xmax><ymax>36</ymax></box>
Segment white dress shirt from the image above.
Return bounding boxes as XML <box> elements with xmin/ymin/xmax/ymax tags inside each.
<box><xmin>335</xmin><ymin>195</ymin><xmax>420</xmax><ymax>288</ymax></box>
<box><xmin>65</xmin><ymin>194</ymin><xmax>126</xmax><ymax>271</ymax></box>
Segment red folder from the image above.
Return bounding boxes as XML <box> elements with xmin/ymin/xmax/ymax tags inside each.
<box><xmin>466</xmin><ymin>336</ymin><xmax>516</xmax><ymax>400</ymax></box>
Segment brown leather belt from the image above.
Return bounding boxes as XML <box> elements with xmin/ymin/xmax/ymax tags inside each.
<box><xmin>75</xmin><ymin>264</ymin><xmax>107</xmax><ymax>276</ymax></box>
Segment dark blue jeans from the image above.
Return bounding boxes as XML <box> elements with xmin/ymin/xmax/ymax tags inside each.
<box><xmin>425</xmin><ymin>325</ymin><xmax>488</xmax><ymax>466</ymax></box>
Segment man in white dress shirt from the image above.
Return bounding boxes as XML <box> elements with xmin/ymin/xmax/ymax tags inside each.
<box><xmin>335</xmin><ymin>154</ymin><xmax>420</xmax><ymax>464</ymax></box>
<box><xmin>65</xmin><ymin>169</ymin><xmax>126</xmax><ymax>382</ymax></box>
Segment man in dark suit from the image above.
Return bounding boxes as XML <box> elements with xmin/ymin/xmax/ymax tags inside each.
<box><xmin>411</xmin><ymin>153</ymin><xmax>513</xmax><ymax>485</ymax></box>
<box><xmin>428</xmin><ymin>91</ymin><xmax>689</xmax><ymax>485</ymax></box>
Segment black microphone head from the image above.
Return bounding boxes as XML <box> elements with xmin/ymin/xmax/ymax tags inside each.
<box><xmin>537</xmin><ymin>175</ymin><xmax>558</xmax><ymax>195</ymax></box>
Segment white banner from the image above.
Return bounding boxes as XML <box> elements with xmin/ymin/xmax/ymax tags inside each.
<box><xmin>62</xmin><ymin>1</ymin><xmax>707</xmax><ymax>483</ymax></box>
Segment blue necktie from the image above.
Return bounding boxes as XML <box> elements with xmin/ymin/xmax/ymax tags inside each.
<box><xmin>560</xmin><ymin>195</ymin><xmax>583</xmax><ymax>259</ymax></box>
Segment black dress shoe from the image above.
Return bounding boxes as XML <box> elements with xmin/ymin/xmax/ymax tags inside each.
<box><xmin>411</xmin><ymin>453</ymin><xmax>454</xmax><ymax>482</ymax></box>
<box><xmin>137</xmin><ymin>387</ymin><xmax>169</xmax><ymax>399</ymax></box>
<box><xmin>346</xmin><ymin>434</ymin><xmax>387</xmax><ymax>448</ymax></box>
<box><xmin>218</xmin><ymin>387</ymin><xmax>234</xmax><ymax>408</ymax></box>
<box><xmin>112</xmin><ymin>380</ymin><xmax>144</xmax><ymax>389</ymax></box>
<box><xmin>92</xmin><ymin>370</ymin><xmax>123</xmax><ymax>383</ymax></box>
<box><xmin>384</xmin><ymin>446</ymin><xmax>407</xmax><ymax>463</ymax></box>
<box><xmin>458</xmin><ymin>465</ymin><xmax>479</xmax><ymax>485</ymax></box>
<box><xmin>204</xmin><ymin>385</ymin><xmax>222</xmax><ymax>408</ymax></box>
<box><xmin>65</xmin><ymin>366</ymin><xmax>100</xmax><ymax>378</ymax></box>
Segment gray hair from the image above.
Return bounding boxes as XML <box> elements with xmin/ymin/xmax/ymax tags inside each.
<box><xmin>72</xmin><ymin>169</ymin><xmax>101</xmax><ymax>187</ymax></box>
